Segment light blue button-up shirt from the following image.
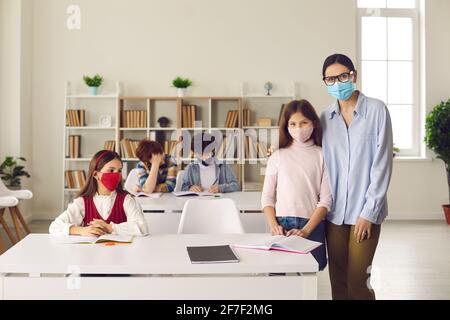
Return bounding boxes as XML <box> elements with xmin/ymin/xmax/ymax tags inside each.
<box><xmin>320</xmin><ymin>92</ymin><xmax>393</xmax><ymax>225</ymax></box>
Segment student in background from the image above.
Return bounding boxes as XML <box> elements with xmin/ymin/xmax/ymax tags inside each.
<box><xmin>49</xmin><ymin>150</ymin><xmax>148</xmax><ymax>236</ymax></box>
<box><xmin>182</xmin><ymin>133</ymin><xmax>240</xmax><ymax>193</ymax></box>
<box><xmin>135</xmin><ymin>140</ymin><xmax>177</xmax><ymax>193</ymax></box>
<box><xmin>261</xmin><ymin>100</ymin><xmax>332</xmax><ymax>271</ymax></box>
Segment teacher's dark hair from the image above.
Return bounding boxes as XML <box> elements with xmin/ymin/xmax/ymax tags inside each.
<box><xmin>279</xmin><ymin>100</ymin><xmax>322</xmax><ymax>149</ymax></box>
<box><xmin>322</xmin><ymin>53</ymin><xmax>356</xmax><ymax>77</ymax></box>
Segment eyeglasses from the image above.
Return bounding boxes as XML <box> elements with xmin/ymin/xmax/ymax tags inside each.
<box><xmin>323</xmin><ymin>71</ymin><xmax>354</xmax><ymax>86</ymax></box>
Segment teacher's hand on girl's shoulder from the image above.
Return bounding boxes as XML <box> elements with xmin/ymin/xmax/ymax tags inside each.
<box><xmin>286</xmin><ymin>228</ymin><xmax>311</xmax><ymax>238</ymax></box>
<box><xmin>354</xmin><ymin>217</ymin><xmax>373</xmax><ymax>243</ymax></box>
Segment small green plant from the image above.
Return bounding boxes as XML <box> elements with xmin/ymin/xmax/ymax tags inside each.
<box><xmin>172</xmin><ymin>76</ymin><xmax>192</xmax><ymax>89</ymax></box>
<box><xmin>83</xmin><ymin>74</ymin><xmax>103</xmax><ymax>87</ymax></box>
<box><xmin>0</xmin><ymin>156</ymin><xmax>31</xmax><ymax>187</ymax></box>
<box><xmin>425</xmin><ymin>99</ymin><xmax>450</xmax><ymax>202</ymax></box>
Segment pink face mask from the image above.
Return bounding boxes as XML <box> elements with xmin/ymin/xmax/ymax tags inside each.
<box><xmin>288</xmin><ymin>127</ymin><xmax>314</xmax><ymax>143</ymax></box>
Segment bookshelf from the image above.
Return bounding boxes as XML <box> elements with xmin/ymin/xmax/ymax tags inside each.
<box><xmin>62</xmin><ymin>81</ymin><xmax>298</xmax><ymax>209</ymax></box>
<box><xmin>62</xmin><ymin>81</ymin><xmax>121</xmax><ymax>208</ymax></box>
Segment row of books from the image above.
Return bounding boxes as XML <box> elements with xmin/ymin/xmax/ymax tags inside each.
<box><xmin>65</xmin><ymin>170</ymin><xmax>86</xmax><ymax>189</ymax></box>
<box><xmin>245</xmin><ymin>137</ymin><xmax>268</xmax><ymax>159</ymax></box>
<box><xmin>66</xmin><ymin>109</ymin><xmax>86</xmax><ymax>127</ymax></box>
<box><xmin>182</xmin><ymin>105</ymin><xmax>197</xmax><ymax>128</ymax></box>
<box><xmin>121</xmin><ymin>110</ymin><xmax>148</xmax><ymax>128</ymax></box>
<box><xmin>164</xmin><ymin>140</ymin><xmax>178</xmax><ymax>155</ymax></box>
<box><xmin>242</xmin><ymin>109</ymin><xmax>251</xmax><ymax>127</ymax></box>
<box><xmin>68</xmin><ymin>135</ymin><xmax>81</xmax><ymax>159</ymax></box>
<box><xmin>224</xmin><ymin>110</ymin><xmax>239</xmax><ymax>128</ymax></box>
<box><xmin>104</xmin><ymin>140</ymin><xmax>116</xmax><ymax>152</ymax></box>
<box><xmin>119</xmin><ymin>139</ymin><xmax>140</xmax><ymax>159</ymax></box>
<box><xmin>216</xmin><ymin>136</ymin><xmax>238</xmax><ymax>159</ymax></box>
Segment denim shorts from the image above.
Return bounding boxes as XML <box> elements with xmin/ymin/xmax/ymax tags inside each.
<box><xmin>276</xmin><ymin>216</ymin><xmax>327</xmax><ymax>271</ymax></box>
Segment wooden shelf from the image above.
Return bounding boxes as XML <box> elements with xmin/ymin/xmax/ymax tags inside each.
<box><xmin>67</xmin><ymin>94</ymin><xmax>118</xmax><ymax>99</ymax></box>
<box><xmin>66</xmin><ymin>126</ymin><xmax>115</xmax><ymax>130</ymax></box>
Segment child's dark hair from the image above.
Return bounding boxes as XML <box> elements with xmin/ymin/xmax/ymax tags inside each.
<box><xmin>322</xmin><ymin>53</ymin><xmax>356</xmax><ymax>77</ymax></box>
<box><xmin>279</xmin><ymin>100</ymin><xmax>322</xmax><ymax>149</ymax></box>
<box><xmin>191</xmin><ymin>133</ymin><xmax>216</xmax><ymax>156</ymax></box>
<box><xmin>136</xmin><ymin>140</ymin><xmax>164</xmax><ymax>166</ymax></box>
<box><xmin>76</xmin><ymin>150</ymin><xmax>125</xmax><ymax>198</ymax></box>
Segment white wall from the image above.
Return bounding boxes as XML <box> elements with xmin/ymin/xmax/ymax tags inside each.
<box><xmin>0</xmin><ymin>0</ymin><xmax>448</xmax><ymax>220</ymax></box>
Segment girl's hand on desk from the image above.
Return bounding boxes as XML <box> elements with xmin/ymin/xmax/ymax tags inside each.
<box><xmin>269</xmin><ymin>223</ymin><xmax>285</xmax><ymax>236</ymax></box>
<box><xmin>286</xmin><ymin>229</ymin><xmax>311</xmax><ymax>238</ymax></box>
<box><xmin>208</xmin><ymin>185</ymin><xmax>220</xmax><ymax>193</ymax></box>
<box><xmin>77</xmin><ymin>225</ymin><xmax>106</xmax><ymax>237</ymax></box>
<box><xmin>89</xmin><ymin>219</ymin><xmax>113</xmax><ymax>234</ymax></box>
<box><xmin>189</xmin><ymin>185</ymin><xmax>203</xmax><ymax>193</ymax></box>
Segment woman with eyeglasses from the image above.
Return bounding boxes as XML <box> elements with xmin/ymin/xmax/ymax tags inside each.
<box><xmin>320</xmin><ymin>54</ymin><xmax>394</xmax><ymax>300</ymax></box>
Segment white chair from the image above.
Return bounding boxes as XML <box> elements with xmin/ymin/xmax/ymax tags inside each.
<box><xmin>174</xmin><ymin>170</ymin><xmax>185</xmax><ymax>192</ymax></box>
<box><xmin>0</xmin><ymin>180</ymin><xmax>32</xmax><ymax>243</ymax></box>
<box><xmin>124</xmin><ymin>168</ymin><xmax>141</xmax><ymax>194</ymax></box>
<box><xmin>0</xmin><ymin>196</ymin><xmax>19</xmax><ymax>253</ymax></box>
<box><xmin>178</xmin><ymin>198</ymin><xmax>245</xmax><ymax>234</ymax></box>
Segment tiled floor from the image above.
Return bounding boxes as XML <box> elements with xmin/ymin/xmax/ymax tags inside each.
<box><xmin>1</xmin><ymin>220</ymin><xmax>449</xmax><ymax>300</ymax></box>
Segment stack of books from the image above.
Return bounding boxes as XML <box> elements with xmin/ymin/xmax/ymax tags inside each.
<box><xmin>182</xmin><ymin>105</ymin><xmax>197</xmax><ymax>128</ymax></box>
<box><xmin>68</xmin><ymin>135</ymin><xmax>81</xmax><ymax>158</ymax></box>
<box><xmin>65</xmin><ymin>170</ymin><xmax>86</xmax><ymax>189</ymax></box>
<box><xmin>121</xmin><ymin>110</ymin><xmax>147</xmax><ymax>128</ymax></box>
<box><xmin>119</xmin><ymin>139</ymin><xmax>140</xmax><ymax>159</ymax></box>
<box><xmin>66</xmin><ymin>109</ymin><xmax>86</xmax><ymax>127</ymax></box>
<box><xmin>104</xmin><ymin>140</ymin><xmax>116</xmax><ymax>152</ymax></box>
<box><xmin>224</xmin><ymin>110</ymin><xmax>239</xmax><ymax>128</ymax></box>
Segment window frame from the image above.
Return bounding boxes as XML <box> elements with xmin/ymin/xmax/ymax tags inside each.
<box><xmin>356</xmin><ymin>0</ymin><xmax>422</xmax><ymax>157</ymax></box>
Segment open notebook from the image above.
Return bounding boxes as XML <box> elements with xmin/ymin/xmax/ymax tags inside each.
<box><xmin>173</xmin><ymin>191</ymin><xmax>220</xmax><ymax>197</ymax></box>
<box><xmin>233</xmin><ymin>235</ymin><xmax>322</xmax><ymax>254</ymax></box>
<box><xmin>54</xmin><ymin>234</ymin><xmax>134</xmax><ymax>244</ymax></box>
<box><xmin>133</xmin><ymin>192</ymin><xmax>162</xmax><ymax>198</ymax></box>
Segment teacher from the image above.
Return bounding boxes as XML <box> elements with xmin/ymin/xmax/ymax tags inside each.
<box><xmin>320</xmin><ymin>54</ymin><xmax>394</xmax><ymax>300</ymax></box>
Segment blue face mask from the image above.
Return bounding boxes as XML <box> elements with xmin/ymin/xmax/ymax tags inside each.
<box><xmin>327</xmin><ymin>81</ymin><xmax>355</xmax><ymax>101</ymax></box>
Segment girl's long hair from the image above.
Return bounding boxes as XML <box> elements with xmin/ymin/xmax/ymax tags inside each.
<box><xmin>76</xmin><ymin>150</ymin><xmax>126</xmax><ymax>198</ymax></box>
<box><xmin>279</xmin><ymin>100</ymin><xmax>323</xmax><ymax>149</ymax></box>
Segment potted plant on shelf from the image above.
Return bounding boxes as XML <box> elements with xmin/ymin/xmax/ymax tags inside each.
<box><xmin>425</xmin><ymin>99</ymin><xmax>450</xmax><ymax>224</ymax></box>
<box><xmin>172</xmin><ymin>76</ymin><xmax>192</xmax><ymax>97</ymax></box>
<box><xmin>0</xmin><ymin>156</ymin><xmax>31</xmax><ymax>190</ymax></box>
<box><xmin>83</xmin><ymin>74</ymin><xmax>104</xmax><ymax>96</ymax></box>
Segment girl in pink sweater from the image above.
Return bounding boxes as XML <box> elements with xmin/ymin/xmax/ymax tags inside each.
<box><xmin>261</xmin><ymin>100</ymin><xmax>332</xmax><ymax>270</ymax></box>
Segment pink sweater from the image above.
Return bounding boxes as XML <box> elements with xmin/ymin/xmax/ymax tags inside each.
<box><xmin>261</xmin><ymin>139</ymin><xmax>332</xmax><ymax>218</ymax></box>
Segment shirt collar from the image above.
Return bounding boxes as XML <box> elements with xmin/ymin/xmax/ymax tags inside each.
<box><xmin>329</xmin><ymin>91</ymin><xmax>367</xmax><ymax>120</ymax></box>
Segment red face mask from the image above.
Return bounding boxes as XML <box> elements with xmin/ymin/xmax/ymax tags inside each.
<box><xmin>99</xmin><ymin>172</ymin><xmax>122</xmax><ymax>191</ymax></box>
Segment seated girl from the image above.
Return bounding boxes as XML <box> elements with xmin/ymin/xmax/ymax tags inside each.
<box><xmin>49</xmin><ymin>150</ymin><xmax>148</xmax><ymax>237</ymax></box>
<box><xmin>182</xmin><ymin>133</ymin><xmax>240</xmax><ymax>193</ymax></box>
<box><xmin>135</xmin><ymin>140</ymin><xmax>177</xmax><ymax>193</ymax></box>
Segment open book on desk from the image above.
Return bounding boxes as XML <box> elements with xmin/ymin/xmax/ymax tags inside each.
<box><xmin>173</xmin><ymin>191</ymin><xmax>221</xmax><ymax>197</ymax></box>
<box><xmin>233</xmin><ymin>235</ymin><xmax>322</xmax><ymax>254</ymax></box>
<box><xmin>54</xmin><ymin>234</ymin><xmax>134</xmax><ymax>245</ymax></box>
<box><xmin>132</xmin><ymin>192</ymin><xmax>162</xmax><ymax>198</ymax></box>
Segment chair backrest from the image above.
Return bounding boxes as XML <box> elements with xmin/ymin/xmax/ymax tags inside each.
<box><xmin>124</xmin><ymin>169</ymin><xmax>141</xmax><ymax>194</ymax></box>
<box><xmin>178</xmin><ymin>198</ymin><xmax>245</xmax><ymax>234</ymax></box>
<box><xmin>0</xmin><ymin>196</ymin><xmax>19</xmax><ymax>208</ymax></box>
<box><xmin>174</xmin><ymin>170</ymin><xmax>185</xmax><ymax>192</ymax></box>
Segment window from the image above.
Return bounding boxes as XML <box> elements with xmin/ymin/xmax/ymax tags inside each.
<box><xmin>357</xmin><ymin>0</ymin><xmax>421</xmax><ymax>156</ymax></box>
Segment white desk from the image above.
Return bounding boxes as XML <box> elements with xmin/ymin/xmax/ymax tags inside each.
<box><xmin>0</xmin><ymin>234</ymin><xmax>318</xmax><ymax>300</ymax></box>
<box><xmin>137</xmin><ymin>192</ymin><xmax>263</xmax><ymax>212</ymax></box>
<box><xmin>137</xmin><ymin>192</ymin><xmax>268</xmax><ymax>234</ymax></box>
